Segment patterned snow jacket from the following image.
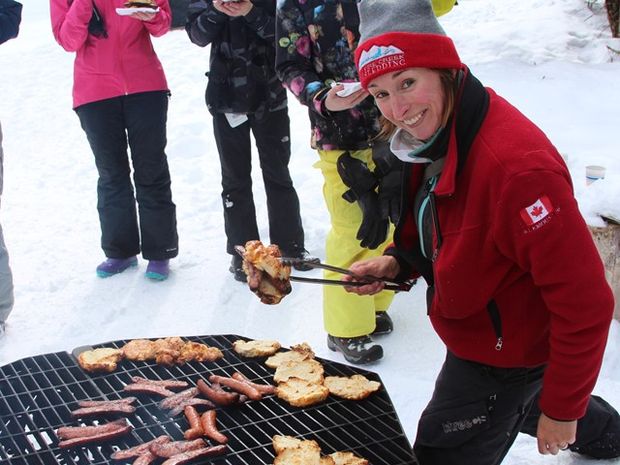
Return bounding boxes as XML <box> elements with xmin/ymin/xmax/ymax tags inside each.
<box><xmin>186</xmin><ymin>0</ymin><xmax>287</xmax><ymax>117</ymax></box>
<box><xmin>275</xmin><ymin>0</ymin><xmax>380</xmax><ymax>151</ymax></box>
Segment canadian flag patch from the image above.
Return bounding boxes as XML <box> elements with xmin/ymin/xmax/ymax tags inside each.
<box><xmin>520</xmin><ymin>195</ymin><xmax>554</xmax><ymax>226</ymax></box>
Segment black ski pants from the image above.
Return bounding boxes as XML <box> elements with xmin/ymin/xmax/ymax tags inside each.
<box><xmin>76</xmin><ymin>91</ymin><xmax>178</xmax><ymax>260</ymax></box>
<box><xmin>212</xmin><ymin>108</ymin><xmax>304</xmax><ymax>256</ymax></box>
<box><xmin>413</xmin><ymin>351</ymin><xmax>619</xmax><ymax>465</ymax></box>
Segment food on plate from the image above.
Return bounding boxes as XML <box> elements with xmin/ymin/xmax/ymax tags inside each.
<box><xmin>209</xmin><ymin>374</ymin><xmax>263</xmax><ymax>401</ymax></box>
<box><xmin>328</xmin><ymin>451</ymin><xmax>369</xmax><ymax>465</ymax></box>
<box><xmin>233</xmin><ymin>339</ymin><xmax>281</xmax><ymax>357</ymax></box>
<box><xmin>241</xmin><ymin>240</ymin><xmax>292</xmax><ymax>304</ymax></box>
<box><xmin>231</xmin><ymin>371</ymin><xmax>276</xmax><ymax>395</ymax></box>
<box><xmin>272</xmin><ymin>435</ymin><xmax>334</xmax><ymax>465</ymax></box>
<box><xmin>273</xmin><ymin>359</ymin><xmax>324</xmax><ymax>385</ymax></box>
<box><xmin>56</xmin><ymin>419</ymin><xmax>133</xmax><ymax>448</ymax></box>
<box><xmin>265</xmin><ymin>343</ymin><xmax>314</xmax><ymax>369</ymax></box>
<box><xmin>77</xmin><ymin>347</ymin><xmax>123</xmax><ymax>373</ymax></box>
<box><xmin>323</xmin><ymin>374</ymin><xmax>381</xmax><ymax>401</ymax></box>
<box><xmin>123</xmin><ymin>0</ymin><xmax>158</xmax><ymax>9</ymax></box>
<box><xmin>275</xmin><ymin>377</ymin><xmax>329</xmax><ymax>408</ymax></box>
<box><xmin>200</xmin><ymin>410</ymin><xmax>228</xmax><ymax>444</ymax></box>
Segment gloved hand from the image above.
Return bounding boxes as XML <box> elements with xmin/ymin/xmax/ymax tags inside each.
<box><xmin>337</xmin><ymin>152</ymin><xmax>389</xmax><ymax>249</ymax></box>
<box><xmin>372</xmin><ymin>142</ymin><xmax>403</xmax><ymax>225</ymax></box>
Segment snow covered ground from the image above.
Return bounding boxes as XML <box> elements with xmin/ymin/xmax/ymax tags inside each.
<box><xmin>1</xmin><ymin>0</ymin><xmax>619</xmax><ymax>463</ymax></box>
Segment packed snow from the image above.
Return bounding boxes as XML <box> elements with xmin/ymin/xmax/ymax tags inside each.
<box><xmin>1</xmin><ymin>0</ymin><xmax>619</xmax><ymax>463</ymax></box>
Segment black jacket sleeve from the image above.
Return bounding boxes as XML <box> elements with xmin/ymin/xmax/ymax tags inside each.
<box><xmin>185</xmin><ymin>0</ymin><xmax>227</xmax><ymax>47</ymax></box>
<box><xmin>0</xmin><ymin>0</ymin><xmax>22</xmax><ymax>45</ymax></box>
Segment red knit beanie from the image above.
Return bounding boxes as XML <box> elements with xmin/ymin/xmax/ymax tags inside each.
<box><xmin>355</xmin><ymin>0</ymin><xmax>462</xmax><ymax>88</ymax></box>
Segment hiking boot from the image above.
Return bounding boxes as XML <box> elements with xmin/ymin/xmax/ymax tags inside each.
<box><xmin>282</xmin><ymin>248</ymin><xmax>319</xmax><ymax>272</ymax></box>
<box><xmin>229</xmin><ymin>255</ymin><xmax>247</xmax><ymax>282</ymax></box>
<box><xmin>373</xmin><ymin>312</ymin><xmax>393</xmax><ymax>335</ymax></box>
<box><xmin>96</xmin><ymin>256</ymin><xmax>138</xmax><ymax>278</ymax></box>
<box><xmin>327</xmin><ymin>334</ymin><xmax>383</xmax><ymax>364</ymax></box>
<box><xmin>146</xmin><ymin>260</ymin><xmax>170</xmax><ymax>281</ymax></box>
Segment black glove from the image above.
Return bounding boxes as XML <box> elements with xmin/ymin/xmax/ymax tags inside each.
<box><xmin>372</xmin><ymin>142</ymin><xmax>403</xmax><ymax>225</ymax></box>
<box><xmin>337</xmin><ymin>152</ymin><xmax>389</xmax><ymax>249</ymax></box>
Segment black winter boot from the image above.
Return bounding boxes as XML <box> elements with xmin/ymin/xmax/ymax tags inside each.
<box><xmin>327</xmin><ymin>334</ymin><xmax>383</xmax><ymax>364</ymax></box>
<box><xmin>372</xmin><ymin>312</ymin><xmax>393</xmax><ymax>335</ymax></box>
<box><xmin>229</xmin><ymin>255</ymin><xmax>246</xmax><ymax>282</ymax></box>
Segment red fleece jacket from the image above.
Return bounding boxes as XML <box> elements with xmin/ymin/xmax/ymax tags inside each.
<box><xmin>395</xmin><ymin>87</ymin><xmax>614</xmax><ymax>421</ymax></box>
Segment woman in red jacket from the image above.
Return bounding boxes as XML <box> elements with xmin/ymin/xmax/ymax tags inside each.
<box><xmin>50</xmin><ymin>0</ymin><xmax>178</xmax><ymax>280</ymax></box>
<box><xmin>344</xmin><ymin>0</ymin><xmax>620</xmax><ymax>463</ymax></box>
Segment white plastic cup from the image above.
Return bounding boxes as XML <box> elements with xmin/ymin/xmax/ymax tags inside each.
<box><xmin>586</xmin><ymin>165</ymin><xmax>606</xmax><ymax>185</ymax></box>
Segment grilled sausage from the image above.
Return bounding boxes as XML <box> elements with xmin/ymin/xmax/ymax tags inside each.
<box><xmin>149</xmin><ymin>439</ymin><xmax>205</xmax><ymax>458</ymax></box>
<box><xmin>124</xmin><ymin>383</ymin><xmax>176</xmax><ymax>397</ymax></box>
<box><xmin>196</xmin><ymin>379</ymin><xmax>239</xmax><ymax>406</ymax></box>
<box><xmin>71</xmin><ymin>403</ymin><xmax>136</xmax><ymax>418</ymax></box>
<box><xmin>209</xmin><ymin>374</ymin><xmax>262</xmax><ymax>401</ymax></box>
<box><xmin>58</xmin><ymin>423</ymin><xmax>132</xmax><ymax>448</ymax></box>
<box><xmin>131</xmin><ymin>376</ymin><xmax>189</xmax><ymax>389</ymax></box>
<box><xmin>200</xmin><ymin>410</ymin><xmax>228</xmax><ymax>444</ymax></box>
<box><xmin>159</xmin><ymin>387</ymin><xmax>198</xmax><ymax>410</ymax></box>
<box><xmin>77</xmin><ymin>397</ymin><xmax>137</xmax><ymax>408</ymax></box>
<box><xmin>182</xmin><ymin>406</ymin><xmax>203</xmax><ymax>440</ymax></box>
<box><xmin>57</xmin><ymin>419</ymin><xmax>127</xmax><ymax>440</ymax></box>
<box><xmin>169</xmin><ymin>398</ymin><xmax>216</xmax><ymax>417</ymax></box>
<box><xmin>110</xmin><ymin>435</ymin><xmax>170</xmax><ymax>460</ymax></box>
<box><xmin>231</xmin><ymin>372</ymin><xmax>276</xmax><ymax>395</ymax></box>
<box><xmin>159</xmin><ymin>445</ymin><xmax>227</xmax><ymax>465</ymax></box>
<box><xmin>133</xmin><ymin>452</ymin><xmax>158</xmax><ymax>465</ymax></box>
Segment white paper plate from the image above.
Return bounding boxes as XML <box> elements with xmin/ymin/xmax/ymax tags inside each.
<box><xmin>332</xmin><ymin>81</ymin><xmax>362</xmax><ymax>97</ymax></box>
<box><xmin>116</xmin><ymin>7</ymin><xmax>160</xmax><ymax>15</ymax></box>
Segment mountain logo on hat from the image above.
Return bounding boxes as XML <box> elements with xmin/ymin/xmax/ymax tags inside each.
<box><xmin>358</xmin><ymin>44</ymin><xmax>404</xmax><ymax>68</ymax></box>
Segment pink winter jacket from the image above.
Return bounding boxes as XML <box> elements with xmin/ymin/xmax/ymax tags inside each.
<box><xmin>50</xmin><ymin>0</ymin><xmax>171</xmax><ymax>109</ymax></box>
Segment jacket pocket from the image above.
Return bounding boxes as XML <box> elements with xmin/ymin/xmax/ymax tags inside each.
<box><xmin>416</xmin><ymin>399</ymin><xmax>491</xmax><ymax>448</ymax></box>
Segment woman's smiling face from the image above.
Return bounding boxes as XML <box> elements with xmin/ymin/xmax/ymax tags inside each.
<box><xmin>368</xmin><ymin>67</ymin><xmax>446</xmax><ymax>141</ymax></box>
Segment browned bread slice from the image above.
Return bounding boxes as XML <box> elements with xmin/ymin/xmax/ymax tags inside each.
<box><xmin>275</xmin><ymin>378</ymin><xmax>329</xmax><ymax>407</ymax></box>
<box><xmin>233</xmin><ymin>339</ymin><xmax>281</xmax><ymax>357</ymax></box>
<box><xmin>77</xmin><ymin>347</ymin><xmax>123</xmax><ymax>373</ymax></box>
<box><xmin>323</xmin><ymin>374</ymin><xmax>381</xmax><ymax>401</ymax></box>
<box><xmin>328</xmin><ymin>451</ymin><xmax>369</xmax><ymax>465</ymax></box>
<box><xmin>274</xmin><ymin>359</ymin><xmax>324</xmax><ymax>384</ymax></box>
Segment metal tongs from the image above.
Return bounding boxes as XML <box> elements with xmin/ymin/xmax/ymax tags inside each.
<box><xmin>234</xmin><ymin>246</ymin><xmax>413</xmax><ymax>292</ymax></box>
<box><xmin>279</xmin><ymin>256</ymin><xmax>414</xmax><ymax>292</ymax></box>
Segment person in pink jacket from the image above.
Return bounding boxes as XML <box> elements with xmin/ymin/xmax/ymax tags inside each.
<box><xmin>50</xmin><ymin>0</ymin><xmax>178</xmax><ymax>280</ymax></box>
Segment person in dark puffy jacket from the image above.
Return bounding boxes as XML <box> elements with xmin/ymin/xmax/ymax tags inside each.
<box><xmin>50</xmin><ymin>0</ymin><xmax>178</xmax><ymax>281</ymax></box>
<box><xmin>186</xmin><ymin>0</ymin><xmax>308</xmax><ymax>281</ymax></box>
<box><xmin>0</xmin><ymin>0</ymin><xmax>22</xmax><ymax>335</ymax></box>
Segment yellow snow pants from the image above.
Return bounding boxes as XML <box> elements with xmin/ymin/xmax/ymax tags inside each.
<box><xmin>314</xmin><ymin>149</ymin><xmax>395</xmax><ymax>338</ymax></box>
<box><xmin>432</xmin><ymin>0</ymin><xmax>456</xmax><ymax>17</ymax></box>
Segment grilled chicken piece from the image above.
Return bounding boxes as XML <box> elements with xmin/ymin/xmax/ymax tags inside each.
<box><xmin>241</xmin><ymin>241</ymin><xmax>292</xmax><ymax>305</ymax></box>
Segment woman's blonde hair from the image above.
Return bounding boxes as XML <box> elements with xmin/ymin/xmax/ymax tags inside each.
<box><xmin>375</xmin><ymin>69</ymin><xmax>458</xmax><ymax>141</ymax></box>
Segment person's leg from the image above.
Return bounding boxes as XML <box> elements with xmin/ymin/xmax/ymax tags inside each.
<box><xmin>0</xmin><ymin>223</ymin><xmax>13</xmax><ymax>329</ymax></box>
<box><xmin>75</xmin><ymin>98</ymin><xmax>140</xmax><ymax>258</ymax></box>
<box><xmin>521</xmin><ymin>393</ymin><xmax>620</xmax><ymax>459</ymax></box>
<box><xmin>0</xmin><ymin>122</ymin><xmax>12</xmax><ymax>329</ymax></box>
<box><xmin>250</xmin><ymin>108</ymin><xmax>304</xmax><ymax>255</ymax></box>
<box><xmin>124</xmin><ymin>91</ymin><xmax>178</xmax><ymax>261</ymax></box>
<box><xmin>212</xmin><ymin>112</ymin><xmax>259</xmax><ymax>256</ymax></box>
<box><xmin>314</xmin><ymin>149</ymin><xmax>394</xmax><ymax>364</ymax></box>
<box><xmin>413</xmin><ymin>351</ymin><xmax>545</xmax><ymax>465</ymax></box>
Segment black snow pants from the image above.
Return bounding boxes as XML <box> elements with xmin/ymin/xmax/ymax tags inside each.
<box><xmin>413</xmin><ymin>351</ymin><xmax>619</xmax><ymax>465</ymax></box>
<box><xmin>76</xmin><ymin>91</ymin><xmax>178</xmax><ymax>260</ymax></box>
<box><xmin>212</xmin><ymin>108</ymin><xmax>304</xmax><ymax>256</ymax></box>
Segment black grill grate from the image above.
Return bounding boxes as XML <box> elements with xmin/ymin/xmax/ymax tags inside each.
<box><xmin>0</xmin><ymin>334</ymin><xmax>416</xmax><ymax>464</ymax></box>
